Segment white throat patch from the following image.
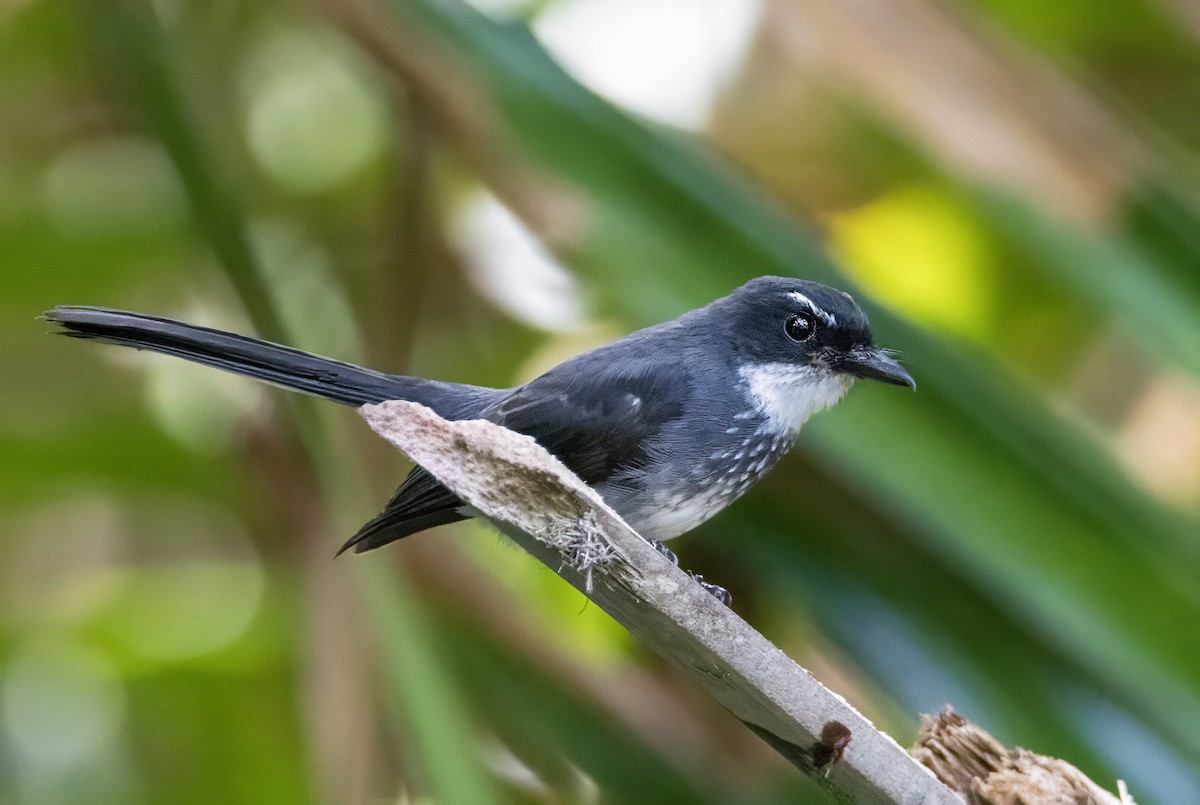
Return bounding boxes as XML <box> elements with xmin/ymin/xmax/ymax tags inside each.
<box><xmin>739</xmin><ymin>362</ymin><xmax>853</xmax><ymax>435</ymax></box>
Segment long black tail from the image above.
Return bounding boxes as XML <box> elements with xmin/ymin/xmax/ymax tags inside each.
<box><xmin>43</xmin><ymin>306</ymin><xmax>498</xmax><ymax>414</ymax></box>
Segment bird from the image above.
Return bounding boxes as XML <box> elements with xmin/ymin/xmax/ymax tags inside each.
<box><xmin>44</xmin><ymin>276</ymin><xmax>913</xmax><ymax>558</ymax></box>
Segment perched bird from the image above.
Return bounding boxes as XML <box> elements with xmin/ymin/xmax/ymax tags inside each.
<box><xmin>44</xmin><ymin>276</ymin><xmax>913</xmax><ymax>557</ymax></box>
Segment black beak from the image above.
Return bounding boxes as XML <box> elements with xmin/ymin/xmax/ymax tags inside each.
<box><xmin>844</xmin><ymin>349</ymin><xmax>916</xmax><ymax>390</ymax></box>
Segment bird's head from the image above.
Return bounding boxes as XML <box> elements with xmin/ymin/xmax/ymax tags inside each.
<box><xmin>713</xmin><ymin>276</ymin><xmax>914</xmax><ymax>433</ymax></box>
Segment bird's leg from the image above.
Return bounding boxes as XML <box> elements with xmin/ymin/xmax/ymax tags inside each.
<box><xmin>690</xmin><ymin>574</ymin><xmax>733</xmax><ymax>607</ymax></box>
<box><xmin>649</xmin><ymin>538</ymin><xmax>679</xmax><ymax>566</ymax></box>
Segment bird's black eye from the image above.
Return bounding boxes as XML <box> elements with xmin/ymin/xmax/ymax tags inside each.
<box><xmin>785</xmin><ymin>311</ymin><xmax>817</xmax><ymax>342</ymax></box>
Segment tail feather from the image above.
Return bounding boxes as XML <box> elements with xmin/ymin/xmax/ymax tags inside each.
<box><xmin>43</xmin><ymin>306</ymin><xmax>500</xmax><ymax>415</ymax></box>
<box><xmin>44</xmin><ymin>305</ymin><xmax>505</xmax><ymax>552</ymax></box>
<box><xmin>44</xmin><ymin>306</ymin><xmax>406</xmax><ymax>406</ymax></box>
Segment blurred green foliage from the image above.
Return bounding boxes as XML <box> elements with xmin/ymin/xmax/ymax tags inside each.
<box><xmin>3</xmin><ymin>0</ymin><xmax>1199</xmax><ymax>802</ymax></box>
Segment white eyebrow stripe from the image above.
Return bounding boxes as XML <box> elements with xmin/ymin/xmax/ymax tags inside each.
<box><xmin>787</xmin><ymin>291</ymin><xmax>837</xmax><ymax>326</ymax></box>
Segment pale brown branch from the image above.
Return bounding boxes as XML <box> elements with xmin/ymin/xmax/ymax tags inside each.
<box><xmin>360</xmin><ymin>399</ymin><xmax>961</xmax><ymax>804</ymax></box>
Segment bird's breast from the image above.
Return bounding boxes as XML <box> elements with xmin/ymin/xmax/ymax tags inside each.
<box><xmin>618</xmin><ymin>423</ymin><xmax>795</xmax><ymax>540</ymax></box>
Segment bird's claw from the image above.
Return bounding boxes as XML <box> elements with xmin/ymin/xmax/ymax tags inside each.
<box><xmin>649</xmin><ymin>538</ymin><xmax>679</xmax><ymax>566</ymax></box>
<box><xmin>649</xmin><ymin>539</ymin><xmax>731</xmax><ymax>607</ymax></box>
<box><xmin>691</xmin><ymin>574</ymin><xmax>733</xmax><ymax>607</ymax></box>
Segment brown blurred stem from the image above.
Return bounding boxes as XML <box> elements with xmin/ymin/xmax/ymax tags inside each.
<box><xmin>320</xmin><ymin>0</ymin><xmax>585</xmax><ymax>248</ymax></box>
<box><xmin>72</xmin><ymin>3</ymin><xmax>387</xmax><ymax>800</ymax></box>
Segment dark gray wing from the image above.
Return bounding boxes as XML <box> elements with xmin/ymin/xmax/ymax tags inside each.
<box><xmin>340</xmin><ymin>359</ymin><xmax>693</xmax><ymax>553</ymax></box>
<box><xmin>489</xmin><ymin>364</ymin><xmax>690</xmax><ymax>485</ymax></box>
